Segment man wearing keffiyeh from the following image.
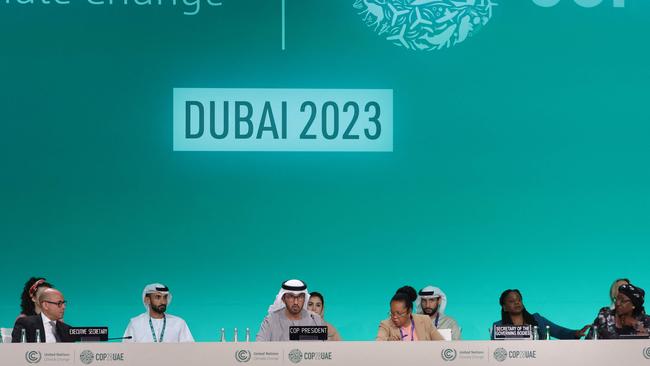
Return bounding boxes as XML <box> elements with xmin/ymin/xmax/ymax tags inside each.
<box><xmin>256</xmin><ymin>279</ymin><xmax>325</xmax><ymax>341</ymax></box>
<box><xmin>123</xmin><ymin>283</ymin><xmax>194</xmax><ymax>343</ymax></box>
<box><xmin>416</xmin><ymin>285</ymin><xmax>462</xmax><ymax>340</ymax></box>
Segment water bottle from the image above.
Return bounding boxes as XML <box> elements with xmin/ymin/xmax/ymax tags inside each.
<box><xmin>21</xmin><ymin>329</ymin><xmax>27</xmax><ymax>343</ymax></box>
<box><xmin>545</xmin><ymin>325</ymin><xmax>550</xmax><ymax>340</ymax></box>
<box><xmin>233</xmin><ymin>328</ymin><xmax>239</xmax><ymax>342</ymax></box>
<box><xmin>592</xmin><ymin>325</ymin><xmax>598</xmax><ymax>340</ymax></box>
<box><xmin>245</xmin><ymin>328</ymin><xmax>250</xmax><ymax>342</ymax></box>
<box><xmin>220</xmin><ymin>328</ymin><xmax>226</xmax><ymax>342</ymax></box>
<box><xmin>532</xmin><ymin>326</ymin><xmax>539</xmax><ymax>340</ymax></box>
<box><xmin>35</xmin><ymin>329</ymin><xmax>41</xmax><ymax>343</ymax></box>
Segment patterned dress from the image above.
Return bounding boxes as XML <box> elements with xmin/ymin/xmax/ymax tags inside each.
<box><xmin>586</xmin><ymin>307</ymin><xmax>650</xmax><ymax>339</ymax></box>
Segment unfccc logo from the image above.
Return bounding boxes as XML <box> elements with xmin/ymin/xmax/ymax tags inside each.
<box><xmin>643</xmin><ymin>347</ymin><xmax>650</xmax><ymax>360</ymax></box>
<box><xmin>354</xmin><ymin>0</ymin><xmax>497</xmax><ymax>51</ymax></box>
<box><xmin>532</xmin><ymin>0</ymin><xmax>625</xmax><ymax>7</ymax></box>
<box><xmin>235</xmin><ymin>350</ymin><xmax>252</xmax><ymax>363</ymax></box>
<box><xmin>25</xmin><ymin>351</ymin><xmax>42</xmax><ymax>364</ymax></box>
<box><xmin>441</xmin><ymin>348</ymin><xmax>457</xmax><ymax>361</ymax></box>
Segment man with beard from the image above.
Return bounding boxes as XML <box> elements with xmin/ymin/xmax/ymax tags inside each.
<box><xmin>123</xmin><ymin>283</ymin><xmax>194</xmax><ymax>343</ymax></box>
<box><xmin>416</xmin><ymin>285</ymin><xmax>461</xmax><ymax>340</ymax></box>
<box><xmin>256</xmin><ymin>279</ymin><xmax>325</xmax><ymax>341</ymax></box>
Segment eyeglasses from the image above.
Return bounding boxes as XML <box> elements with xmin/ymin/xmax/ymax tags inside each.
<box><xmin>43</xmin><ymin>300</ymin><xmax>67</xmax><ymax>307</ymax></box>
<box><xmin>389</xmin><ymin>311</ymin><xmax>409</xmax><ymax>318</ymax></box>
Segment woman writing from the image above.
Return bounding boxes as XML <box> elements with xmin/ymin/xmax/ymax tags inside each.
<box><xmin>376</xmin><ymin>286</ymin><xmax>444</xmax><ymax>341</ymax></box>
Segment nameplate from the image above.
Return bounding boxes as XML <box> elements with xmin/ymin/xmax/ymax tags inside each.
<box><xmin>493</xmin><ymin>325</ymin><xmax>533</xmax><ymax>340</ymax></box>
<box><xmin>618</xmin><ymin>334</ymin><xmax>650</xmax><ymax>339</ymax></box>
<box><xmin>289</xmin><ymin>326</ymin><xmax>328</xmax><ymax>341</ymax></box>
<box><xmin>68</xmin><ymin>327</ymin><xmax>109</xmax><ymax>342</ymax></box>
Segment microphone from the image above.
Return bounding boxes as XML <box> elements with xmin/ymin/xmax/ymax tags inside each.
<box><xmin>107</xmin><ymin>336</ymin><xmax>132</xmax><ymax>341</ymax></box>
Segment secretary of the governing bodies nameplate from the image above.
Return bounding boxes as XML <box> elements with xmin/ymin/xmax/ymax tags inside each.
<box><xmin>173</xmin><ymin>88</ymin><xmax>393</xmax><ymax>152</ymax></box>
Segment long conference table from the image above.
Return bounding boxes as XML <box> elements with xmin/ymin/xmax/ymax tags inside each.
<box><xmin>1</xmin><ymin>340</ymin><xmax>650</xmax><ymax>366</ymax></box>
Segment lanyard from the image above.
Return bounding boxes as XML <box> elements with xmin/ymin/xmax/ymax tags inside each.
<box><xmin>399</xmin><ymin>317</ymin><xmax>416</xmax><ymax>341</ymax></box>
<box><xmin>149</xmin><ymin>315</ymin><xmax>166</xmax><ymax>343</ymax></box>
<box><xmin>434</xmin><ymin>313</ymin><xmax>440</xmax><ymax>327</ymax></box>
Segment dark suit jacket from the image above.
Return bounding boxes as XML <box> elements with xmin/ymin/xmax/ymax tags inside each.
<box><xmin>11</xmin><ymin>315</ymin><xmax>73</xmax><ymax>343</ymax></box>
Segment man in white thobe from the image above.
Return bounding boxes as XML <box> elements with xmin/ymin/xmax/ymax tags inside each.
<box><xmin>256</xmin><ymin>279</ymin><xmax>325</xmax><ymax>341</ymax></box>
<box><xmin>123</xmin><ymin>283</ymin><xmax>194</xmax><ymax>343</ymax></box>
<box><xmin>416</xmin><ymin>285</ymin><xmax>461</xmax><ymax>340</ymax></box>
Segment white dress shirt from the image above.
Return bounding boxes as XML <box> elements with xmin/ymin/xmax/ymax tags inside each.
<box><xmin>40</xmin><ymin>313</ymin><xmax>58</xmax><ymax>343</ymax></box>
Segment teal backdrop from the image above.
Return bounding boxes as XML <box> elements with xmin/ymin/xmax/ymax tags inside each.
<box><xmin>1</xmin><ymin>0</ymin><xmax>649</xmax><ymax>341</ymax></box>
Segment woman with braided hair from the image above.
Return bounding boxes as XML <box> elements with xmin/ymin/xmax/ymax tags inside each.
<box><xmin>17</xmin><ymin>277</ymin><xmax>54</xmax><ymax>319</ymax></box>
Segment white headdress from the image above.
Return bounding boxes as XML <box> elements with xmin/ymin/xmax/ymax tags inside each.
<box><xmin>267</xmin><ymin>279</ymin><xmax>310</xmax><ymax>314</ymax></box>
<box><xmin>142</xmin><ymin>283</ymin><xmax>172</xmax><ymax>311</ymax></box>
<box><xmin>415</xmin><ymin>285</ymin><xmax>447</xmax><ymax>315</ymax></box>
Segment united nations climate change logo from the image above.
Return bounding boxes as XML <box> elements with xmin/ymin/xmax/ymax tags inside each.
<box><xmin>79</xmin><ymin>350</ymin><xmax>95</xmax><ymax>365</ymax></box>
<box><xmin>493</xmin><ymin>347</ymin><xmax>507</xmax><ymax>362</ymax></box>
<box><xmin>643</xmin><ymin>347</ymin><xmax>650</xmax><ymax>360</ymax></box>
<box><xmin>235</xmin><ymin>349</ymin><xmax>252</xmax><ymax>363</ymax></box>
<box><xmin>25</xmin><ymin>351</ymin><xmax>42</xmax><ymax>364</ymax></box>
<box><xmin>441</xmin><ymin>348</ymin><xmax>457</xmax><ymax>361</ymax></box>
<box><xmin>288</xmin><ymin>349</ymin><xmax>303</xmax><ymax>364</ymax></box>
<box><xmin>353</xmin><ymin>0</ymin><xmax>497</xmax><ymax>51</ymax></box>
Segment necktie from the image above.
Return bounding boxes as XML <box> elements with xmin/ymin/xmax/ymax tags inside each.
<box><xmin>49</xmin><ymin>321</ymin><xmax>61</xmax><ymax>342</ymax></box>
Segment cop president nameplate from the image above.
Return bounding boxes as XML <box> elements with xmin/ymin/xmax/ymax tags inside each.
<box><xmin>289</xmin><ymin>326</ymin><xmax>328</xmax><ymax>341</ymax></box>
<box><xmin>173</xmin><ymin>88</ymin><xmax>393</xmax><ymax>152</ymax></box>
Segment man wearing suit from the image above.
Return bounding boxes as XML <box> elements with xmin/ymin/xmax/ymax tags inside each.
<box><xmin>12</xmin><ymin>288</ymin><xmax>72</xmax><ymax>343</ymax></box>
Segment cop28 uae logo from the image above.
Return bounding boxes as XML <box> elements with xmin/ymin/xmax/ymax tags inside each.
<box><xmin>353</xmin><ymin>0</ymin><xmax>497</xmax><ymax>51</ymax></box>
<box><xmin>493</xmin><ymin>347</ymin><xmax>508</xmax><ymax>362</ymax></box>
<box><xmin>288</xmin><ymin>349</ymin><xmax>303</xmax><ymax>364</ymax></box>
<box><xmin>79</xmin><ymin>350</ymin><xmax>95</xmax><ymax>365</ymax></box>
